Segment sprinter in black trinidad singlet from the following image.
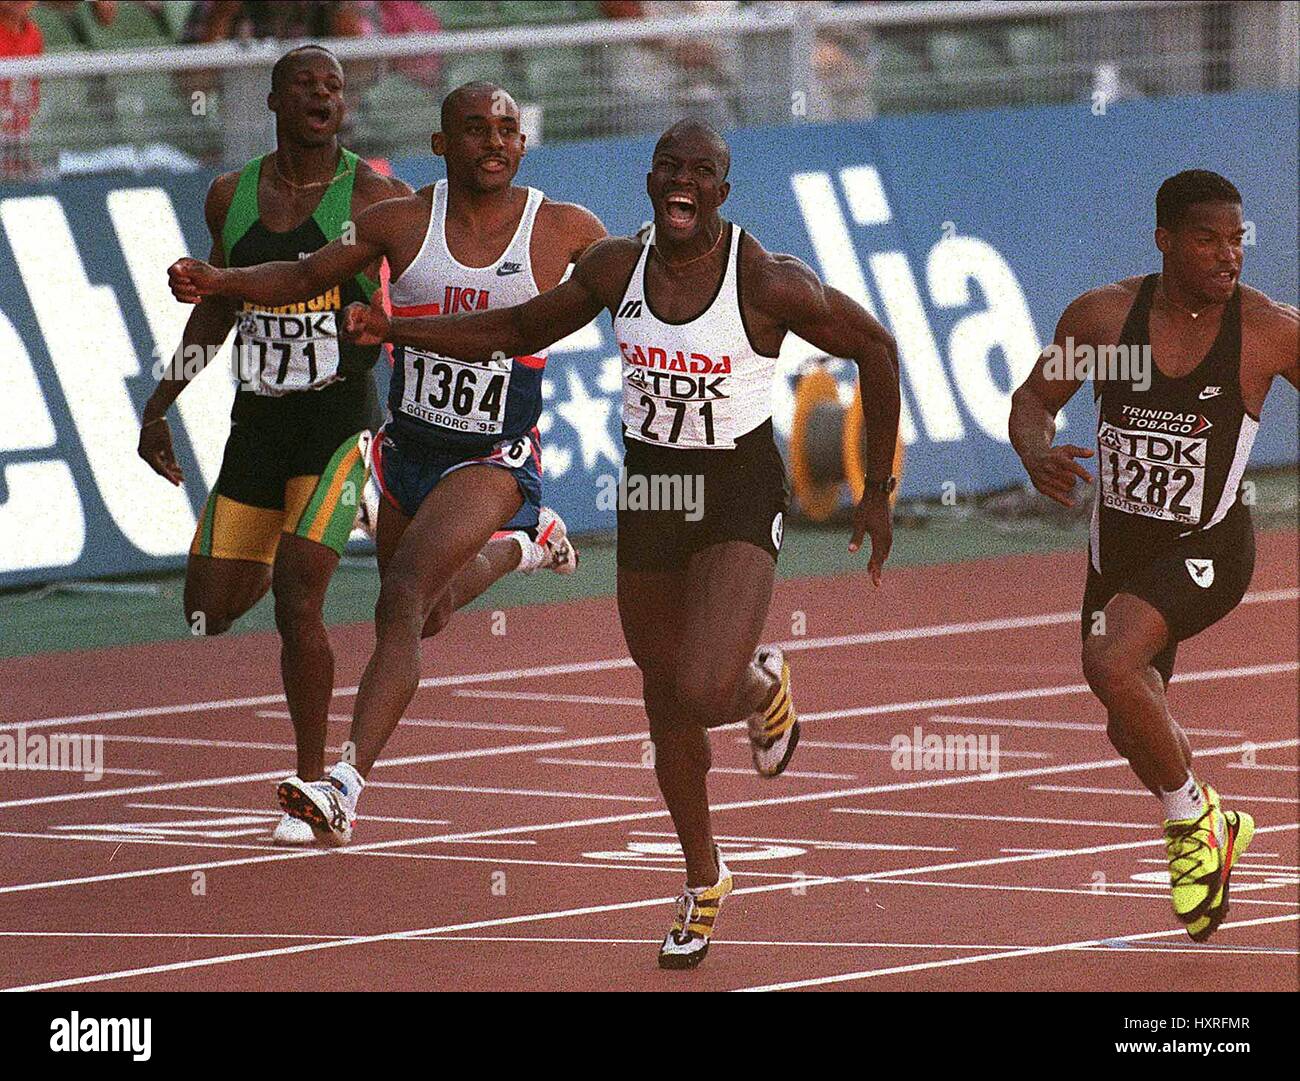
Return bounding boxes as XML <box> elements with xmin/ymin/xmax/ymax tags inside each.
<box><xmin>1010</xmin><ymin>170</ymin><xmax>1299</xmax><ymax>944</ymax></box>
<box><xmin>139</xmin><ymin>45</ymin><xmax>410</xmax><ymax>846</ymax></box>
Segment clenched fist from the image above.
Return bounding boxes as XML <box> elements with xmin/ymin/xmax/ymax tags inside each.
<box><xmin>341</xmin><ymin>292</ymin><xmax>391</xmax><ymax>346</ymax></box>
<box><xmin>168</xmin><ymin>258</ymin><xmax>224</xmax><ymax>304</ymax></box>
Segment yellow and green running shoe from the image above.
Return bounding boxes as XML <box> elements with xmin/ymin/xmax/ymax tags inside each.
<box><xmin>1186</xmin><ymin>808</ymin><xmax>1255</xmax><ymax>943</ymax></box>
<box><xmin>1163</xmin><ymin>784</ymin><xmax>1253</xmax><ymax>941</ymax></box>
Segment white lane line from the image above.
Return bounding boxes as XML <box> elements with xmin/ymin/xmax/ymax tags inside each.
<box><xmin>350</xmin><ymin>850</ymin><xmax>802</xmax><ymax>880</ymax></box>
<box><xmin>1032</xmin><ymin>785</ymin><xmax>1299</xmax><ymax>805</ymax></box>
<box><xmin>2</xmin><ymin>736</ymin><xmax>1293</xmax><ymax>898</ymax></box>
<box><xmin>831</xmin><ymin>808</ymin><xmax>1159</xmax><ymax>830</ymax></box>
<box><xmin>863</xmin><ymin>877</ymin><xmax>1299</xmax><ymax>907</ymax></box>
<box><xmin>1226</xmin><ymin>762</ymin><xmax>1299</xmax><ymax>773</ymax></box>
<box><xmin>401</xmin><ymin>935</ymin><xmax>1025</xmax><ymax>950</ymax></box>
<box><xmin>12</xmin><ymin>587</ymin><xmax>1295</xmax><ymax>732</ymax></box>
<box><xmin>0</xmin><ymin>731</ymin><xmax>655</xmax><ymax>811</ymax></box>
<box><xmin>255</xmin><ymin>711</ymin><xmax>567</xmax><ymax>735</ymax></box>
<box><xmin>9</xmin><ymin>659</ymin><xmax>1290</xmax><ymax>814</ymax></box>
<box><xmin>535</xmin><ymin>757</ymin><xmax>858</xmax><ymax>781</ymax></box>
<box><xmin>730</xmin><ymin>913</ymin><xmax>1300</xmax><ymax>992</ymax></box>
<box><xmin>453</xmin><ymin>691</ymin><xmax>644</xmax><ymax>707</ymax></box>
<box><xmin>95</xmin><ymin>734</ymin><xmax>345</xmax><ymax>753</ymax></box>
<box><xmin>362</xmin><ymin>780</ymin><xmax>656</xmax><ymax>804</ymax></box>
<box><xmin>802</xmin><ymin>662</ymin><xmax>1298</xmax><ymax>722</ymax></box>
<box><xmin>6</xmin><ymin>824</ymin><xmax>1297</xmax><ymax>992</ymax></box>
<box><xmin>796</xmin><ymin>740</ymin><xmax>1053</xmax><ymax>761</ymax></box>
<box><xmin>0</xmin><ymin>763</ymin><xmax>157</xmax><ymax>774</ymax></box>
<box><xmin>399</xmin><ymin>936</ymin><xmax>1297</xmax><ymax>958</ymax></box>
<box><xmin>927</xmin><ymin>714</ymin><xmax>1244</xmax><ymax>738</ymax></box>
<box><xmin>127</xmin><ymin>802</ymin><xmax>454</xmax><ymax>827</ymax></box>
<box><xmin>0</xmin><ymin>931</ymin><xmax>354</xmax><ymax>941</ymax></box>
<box><xmin>628</xmin><ymin>830</ymin><xmax>955</xmax><ymax>853</ymax></box>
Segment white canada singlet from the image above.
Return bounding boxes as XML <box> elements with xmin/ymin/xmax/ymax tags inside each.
<box><xmin>613</xmin><ymin>224</ymin><xmax>776</xmax><ymax>451</ymax></box>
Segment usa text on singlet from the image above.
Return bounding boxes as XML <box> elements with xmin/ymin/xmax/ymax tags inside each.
<box><xmin>386</xmin><ymin>179</ymin><xmax>548</xmax><ymax>449</ymax></box>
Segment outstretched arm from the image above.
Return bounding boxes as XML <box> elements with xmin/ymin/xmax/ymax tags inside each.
<box><xmin>341</xmin><ymin>236</ymin><xmax>628</xmax><ymax>358</ymax></box>
<box><xmin>168</xmin><ymin>194</ymin><xmax>404</xmax><ymax>307</ymax></box>
<box><xmin>763</xmin><ymin>254</ymin><xmax>901</xmax><ymax>583</ymax></box>
<box><xmin>1008</xmin><ymin>292</ymin><xmax>1102</xmax><ymax>507</ymax></box>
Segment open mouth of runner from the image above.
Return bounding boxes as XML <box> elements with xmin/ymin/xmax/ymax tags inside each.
<box><xmin>663</xmin><ymin>192</ymin><xmax>698</xmax><ymax>231</ymax></box>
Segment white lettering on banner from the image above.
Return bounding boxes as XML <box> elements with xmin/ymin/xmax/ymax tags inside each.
<box><xmin>107</xmin><ymin>187</ymin><xmax>232</xmax><ymax>489</ymax></box>
<box><xmin>839</xmin><ymin>164</ymin><xmax>892</xmax><ymax>226</ymax></box>
<box><xmin>0</xmin><ymin>195</ymin><xmax>195</xmax><ymax>556</ymax></box>
<box><xmin>793</xmin><ymin>170</ymin><xmax>930</xmax><ymax>442</ymax></box>
<box><xmin>789</xmin><ymin>171</ymin><xmax>879</xmax><ymax>320</ymax></box>
<box><xmin>868</xmin><ymin>250</ymin><xmax>959</xmax><ymax>442</ymax></box>
<box><xmin>0</xmin><ymin>311</ymin><xmax>85</xmax><ymax>571</ymax></box>
<box><xmin>928</xmin><ymin>235</ymin><xmax>1043</xmax><ymax>440</ymax></box>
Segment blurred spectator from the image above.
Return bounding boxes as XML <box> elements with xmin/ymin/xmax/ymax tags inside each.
<box><xmin>179</xmin><ymin>1</ymin><xmax>377</xmax><ymax>44</ymax></box>
<box><xmin>600</xmin><ymin>0</ymin><xmax>738</xmax><ymax>132</ymax></box>
<box><xmin>0</xmin><ymin>0</ymin><xmax>41</xmax><ymax>178</ymax></box>
<box><xmin>177</xmin><ymin>2</ymin><xmax>381</xmax><ymax>101</ymax></box>
<box><xmin>43</xmin><ymin>1</ymin><xmax>118</xmax><ymax>29</ymax></box>
<box><xmin>374</xmin><ymin>0</ymin><xmax>441</xmax><ymax>87</ymax></box>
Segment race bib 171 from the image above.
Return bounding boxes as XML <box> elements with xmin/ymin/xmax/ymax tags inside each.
<box><xmin>238</xmin><ymin>309</ymin><xmax>341</xmax><ymax>394</ymax></box>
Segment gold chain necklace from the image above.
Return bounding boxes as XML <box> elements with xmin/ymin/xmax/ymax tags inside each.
<box><xmin>653</xmin><ymin>223</ymin><xmax>725</xmax><ymax>270</ymax></box>
<box><xmin>272</xmin><ymin>152</ymin><xmax>346</xmax><ymax>191</ymax></box>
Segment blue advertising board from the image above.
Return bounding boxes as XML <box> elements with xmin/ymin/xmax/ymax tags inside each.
<box><xmin>0</xmin><ymin>90</ymin><xmax>1295</xmax><ymax>587</ymax></box>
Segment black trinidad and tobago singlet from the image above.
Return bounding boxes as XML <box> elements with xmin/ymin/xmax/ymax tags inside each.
<box><xmin>1090</xmin><ymin>274</ymin><xmax>1258</xmax><ymax>573</ymax></box>
<box><xmin>222</xmin><ymin>148</ymin><xmax>380</xmax><ymax>402</ymax></box>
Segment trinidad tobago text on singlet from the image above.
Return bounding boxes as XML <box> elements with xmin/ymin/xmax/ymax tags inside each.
<box><xmin>1090</xmin><ymin>273</ymin><xmax>1257</xmax><ymax>572</ymax></box>
<box><xmin>386</xmin><ymin>179</ymin><xmax>548</xmax><ymax>450</ymax></box>
<box><xmin>223</xmin><ymin>148</ymin><xmax>380</xmax><ymax>397</ymax></box>
<box><xmin>613</xmin><ymin>223</ymin><xmax>777</xmax><ymax>450</ymax></box>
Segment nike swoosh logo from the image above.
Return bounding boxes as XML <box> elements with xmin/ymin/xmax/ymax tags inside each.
<box><xmin>497</xmin><ymin>263</ymin><xmax>523</xmax><ymax>276</ymax></box>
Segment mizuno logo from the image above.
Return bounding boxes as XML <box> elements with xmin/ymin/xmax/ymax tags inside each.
<box><xmin>496</xmin><ymin>261</ymin><xmax>523</xmax><ymax>276</ymax></box>
<box><xmin>619</xmin><ymin>300</ymin><xmax>643</xmax><ymax>318</ymax></box>
<box><xmin>1199</xmin><ymin>386</ymin><xmax>1222</xmax><ymax>400</ymax></box>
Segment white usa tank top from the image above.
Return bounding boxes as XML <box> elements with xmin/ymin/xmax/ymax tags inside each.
<box><xmin>386</xmin><ymin>179</ymin><xmax>548</xmax><ymax>446</ymax></box>
<box><xmin>613</xmin><ymin>223</ymin><xmax>776</xmax><ymax>450</ymax></box>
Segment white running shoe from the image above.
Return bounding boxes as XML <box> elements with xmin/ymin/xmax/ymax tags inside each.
<box><xmin>535</xmin><ymin>506</ymin><xmax>578</xmax><ymax>575</ymax></box>
<box><xmin>277</xmin><ymin>774</ymin><xmax>354</xmax><ymax>846</ymax></box>
<box><xmin>271</xmin><ymin>812</ymin><xmax>316</xmax><ymax>846</ymax></box>
<box><xmin>745</xmin><ymin>647</ymin><xmax>800</xmax><ymax>778</ymax></box>
<box><xmin>354</xmin><ymin>430</ymin><xmax>381</xmax><ymax>540</ymax></box>
<box><xmin>658</xmin><ymin>848</ymin><xmax>733</xmax><ymax>970</ymax></box>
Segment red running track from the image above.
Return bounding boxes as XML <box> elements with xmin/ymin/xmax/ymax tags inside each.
<box><xmin>1</xmin><ymin>534</ymin><xmax>1296</xmax><ymax>991</ymax></box>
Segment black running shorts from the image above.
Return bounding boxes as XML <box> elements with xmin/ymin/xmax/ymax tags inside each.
<box><xmin>616</xmin><ymin>419</ymin><xmax>791</xmax><ymax>573</ymax></box>
<box><xmin>1080</xmin><ymin>500</ymin><xmax>1255</xmax><ymax>683</ymax></box>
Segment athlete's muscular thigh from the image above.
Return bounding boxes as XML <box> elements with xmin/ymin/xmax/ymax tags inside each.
<box><xmin>374</xmin><ymin>497</ymin><xmax>412</xmax><ymax>579</ymax></box>
<box><xmin>618</xmin><ymin>567</ymin><xmax>687</xmax><ymax>734</ymax></box>
<box><xmin>676</xmin><ymin>542</ymin><xmax>777</xmax><ymax>724</ymax></box>
<box><xmin>378</xmin><ymin>464</ymin><xmax>523</xmax><ymax>625</ymax></box>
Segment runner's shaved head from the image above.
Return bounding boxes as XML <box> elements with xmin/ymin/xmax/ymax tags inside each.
<box><xmin>271</xmin><ymin>44</ymin><xmax>341</xmax><ymax>93</ymax></box>
<box><xmin>654</xmin><ymin>120</ymin><xmax>730</xmax><ymax>180</ymax></box>
<box><xmin>441</xmin><ymin>81</ymin><xmax>518</xmax><ymax>131</ymax></box>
